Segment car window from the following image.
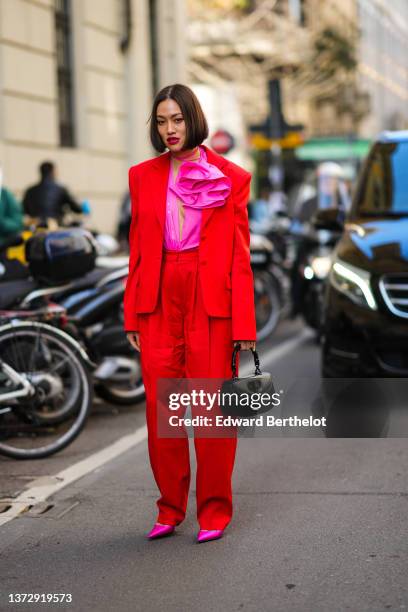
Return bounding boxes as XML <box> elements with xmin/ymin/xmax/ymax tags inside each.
<box><xmin>353</xmin><ymin>141</ymin><xmax>408</xmax><ymax>216</ymax></box>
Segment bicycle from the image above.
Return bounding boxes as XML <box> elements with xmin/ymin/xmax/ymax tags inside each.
<box><xmin>0</xmin><ymin>305</ymin><xmax>93</xmax><ymax>459</ymax></box>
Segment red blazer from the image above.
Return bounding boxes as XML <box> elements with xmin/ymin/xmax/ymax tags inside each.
<box><xmin>123</xmin><ymin>144</ymin><xmax>256</xmax><ymax>341</ymax></box>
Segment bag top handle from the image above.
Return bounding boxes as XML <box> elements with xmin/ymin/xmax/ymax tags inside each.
<box><xmin>231</xmin><ymin>343</ymin><xmax>262</xmax><ymax>379</ymax></box>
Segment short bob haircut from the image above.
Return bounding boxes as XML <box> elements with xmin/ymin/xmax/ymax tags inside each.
<box><xmin>149</xmin><ymin>84</ymin><xmax>209</xmax><ymax>153</ymax></box>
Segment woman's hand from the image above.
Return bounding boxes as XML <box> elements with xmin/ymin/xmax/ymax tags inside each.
<box><xmin>234</xmin><ymin>340</ymin><xmax>256</xmax><ymax>351</ymax></box>
<box><xmin>127</xmin><ymin>332</ymin><xmax>140</xmax><ymax>352</ymax></box>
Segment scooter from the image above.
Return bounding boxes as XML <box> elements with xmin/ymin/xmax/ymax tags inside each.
<box><xmin>52</xmin><ymin>268</ymin><xmax>145</xmax><ymax>405</ymax></box>
<box><xmin>289</xmin><ymin>162</ymin><xmax>351</xmax><ymax>338</ymax></box>
<box><xmin>0</xmin><ymin>234</ymin><xmax>144</xmax><ymax>406</ymax></box>
<box><xmin>290</xmin><ymin>222</ymin><xmax>339</xmax><ymax>339</ymax></box>
<box><xmin>250</xmin><ymin>232</ymin><xmax>291</xmax><ymax>341</ymax></box>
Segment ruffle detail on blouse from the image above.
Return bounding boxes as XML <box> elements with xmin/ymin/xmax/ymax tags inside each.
<box><xmin>169</xmin><ymin>153</ymin><xmax>232</xmax><ymax>209</ymax></box>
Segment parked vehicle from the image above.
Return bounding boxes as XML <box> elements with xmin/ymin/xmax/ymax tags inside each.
<box><xmin>290</xmin><ymin>225</ymin><xmax>340</xmax><ymax>338</ymax></box>
<box><xmin>0</xmin><ymin>296</ymin><xmax>92</xmax><ymax>459</ymax></box>
<box><xmin>290</xmin><ymin>162</ymin><xmax>350</xmax><ymax>337</ymax></box>
<box><xmin>54</xmin><ymin>268</ymin><xmax>144</xmax><ymax>405</ymax></box>
<box><xmin>4</xmin><ymin>206</ymin><xmax>119</xmax><ymax>273</ymax></box>
<box><xmin>116</xmin><ymin>192</ymin><xmax>131</xmax><ymax>251</ymax></box>
<box><xmin>250</xmin><ymin>232</ymin><xmax>291</xmax><ymax>341</ymax></box>
<box><xmin>0</xmin><ymin>229</ymin><xmax>145</xmax><ymax>405</ymax></box>
<box><xmin>316</xmin><ymin>131</ymin><xmax>408</xmax><ymax>377</ymax></box>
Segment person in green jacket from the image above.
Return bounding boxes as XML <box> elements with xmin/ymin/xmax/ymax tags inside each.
<box><xmin>0</xmin><ymin>184</ymin><xmax>24</xmax><ymax>249</ymax></box>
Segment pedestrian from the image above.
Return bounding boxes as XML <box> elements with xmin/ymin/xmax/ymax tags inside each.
<box><xmin>0</xmin><ymin>168</ymin><xmax>24</xmax><ymax>249</ymax></box>
<box><xmin>124</xmin><ymin>83</ymin><xmax>256</xmax><ymax>544</ymax></box>
<box><xmin>22</xmin><ymin>161</ymin><xmax>84</xmax><ymax>224</ymax></box>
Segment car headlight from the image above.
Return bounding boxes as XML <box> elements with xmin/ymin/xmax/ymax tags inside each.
<box><xmin>329</xmin><ymin>258</ymin><xmax>377</xmax><ymax>310</ymax></box>
<box><xmin>308</xmin><ymin>255</ymin><xmax>332</xmax><ymax>280</ymax></box>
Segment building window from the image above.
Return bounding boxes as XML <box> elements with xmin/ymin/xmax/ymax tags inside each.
<box><xmin>149</xmin><ymin>0</ymin><xmax>159</xmax><ymax>95</ymax></box>
<box><xmin>55</xmin><ymin>0</ymin><xmax>75</xmax><ymax>147</ymax></box>
<box><xmin>119</xmin><ymin>0</ymin><xmax>132</xmax><ymax>53</ymax></box>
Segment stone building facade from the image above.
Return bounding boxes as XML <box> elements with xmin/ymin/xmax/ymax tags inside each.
<box><xmin>0</xmin><ymin>0</ymin><xmax>186</xmax><ymax>232</ymax></box>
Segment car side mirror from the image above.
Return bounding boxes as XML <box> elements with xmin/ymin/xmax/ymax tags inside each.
<box><xmin>312</xmin><ymin>208</ymin><xmax>344</xmax><ymax>232</ymax></box>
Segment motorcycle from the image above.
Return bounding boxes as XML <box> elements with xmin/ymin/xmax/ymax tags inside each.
<box><xmin>289</xmin><ymin>162</ymin><xmax>350</xmax><ymax>338</ymax></box>
<box><xmin>290</xmin><ymin>224</ymin><xmax>338</xmax><ymax>338</ymax></box>
<box><xmin>250</xmin><ymin>232</ymin><xmax>291</xmax><ymax>341</ymax></box>
<box><xmin>52</xmin><ymin>267</ymin><xmax>144</xmax><ymax>405</ymax></box>
<box><xmin>0</xmin><ymin>239</ymin><xmax>93</xmax><ymax>459</ymax></box>
<box><xmin>0</xmin><ymin>230</ymin><xmax>145</xmax><ymax>406</ymax></box>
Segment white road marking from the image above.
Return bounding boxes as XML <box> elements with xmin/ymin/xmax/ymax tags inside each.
<box><xmin>0</xmin><ymin>426</ymin><xmax>147</xmax><ymax>527</ymax></box>
<box><xmin>0</xmin><ymin>328</ymin><xmax>312</xmax><ymax>528</ymax></box>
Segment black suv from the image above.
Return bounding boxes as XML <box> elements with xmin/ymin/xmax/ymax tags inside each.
<box><xmin>314</xmin><ymin>131</ymin><xmax>408</xmax><ymax>377</ymax></box>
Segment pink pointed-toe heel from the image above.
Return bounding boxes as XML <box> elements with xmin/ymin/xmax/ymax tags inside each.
<box><xmin>147</xmin><ymin>523</ymin><xmax>175</xmax><ymax>540</ymax></box>
<box><xmin>197</xmin><ymin>529</ymin><xmax>224</xmax><ymax>543</ymax></box>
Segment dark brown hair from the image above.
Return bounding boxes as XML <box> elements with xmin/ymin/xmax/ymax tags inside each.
<box><xmin>149</xmin><ymin>84</ymin><xmax>209</xmax><ymax>153</ymax></box>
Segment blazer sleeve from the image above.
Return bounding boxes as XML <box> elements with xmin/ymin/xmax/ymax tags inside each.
<box><xmin>123</xmin><ymin>166</ymin><xmax>141</xmax><ymax>332</ymax></box>
<box><xmin>231</xmin><ymin>171</ymin><xmax>257</xmax><ymax>341</ymax></box>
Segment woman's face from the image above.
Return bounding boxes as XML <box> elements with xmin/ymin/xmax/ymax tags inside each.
<box><xmin>156</xmin><ymin>99</ymin><xmax>187</xmax><ymax>153</ymax></box>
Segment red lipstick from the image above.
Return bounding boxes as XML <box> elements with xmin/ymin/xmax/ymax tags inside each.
<box><xmin>167</xmin><ymin>137</ymin><xmax>180</xmax><ymax>144</ymax></box>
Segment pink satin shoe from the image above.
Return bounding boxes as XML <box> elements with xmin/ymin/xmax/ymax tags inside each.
<box><xmin>147</xmin><ymin>523</ymin><xmax>175</xmax><ymax>540</ymax></box>
<box><xmin>197</xmin><ymin>529</ymin><xmax>224</xmax><ymax>543</ymax></box>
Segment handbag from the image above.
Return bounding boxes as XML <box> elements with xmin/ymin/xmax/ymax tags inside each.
<box><xmin>220</xmin><ymin>344</ymin><xmax>275</xmax><ymax>417</ymax></box>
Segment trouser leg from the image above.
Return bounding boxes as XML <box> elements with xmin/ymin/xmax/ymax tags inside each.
<box><xmin>138</xmin><ymin>260</ymin><xmax>190</xmax><ymax>526</ymax></box>
<box><xmin>183</xmin><ymin>264</ymin><xmax>240</xmax><ymax>531</ymax></box>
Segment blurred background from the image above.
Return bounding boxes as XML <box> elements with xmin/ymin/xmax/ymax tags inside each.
<box><xmin>0</xmin><ymin>0</ymin><xmax>407</xmax><ymax>233</ymax></box>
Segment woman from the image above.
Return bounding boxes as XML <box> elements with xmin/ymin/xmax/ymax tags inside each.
<box><xmin>124</xmin><ymin>84</ymin><xmax>256</xmax><ymax>544</ymax></box>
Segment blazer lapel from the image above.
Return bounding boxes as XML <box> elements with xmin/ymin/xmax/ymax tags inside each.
<box><xmin>201</xmin><ymin>144</ymin><xmax>228</xmax><ymax>171</ymax></box>
<box><xmin>200</xmin><ymin>145</ymin><xmax>230</xmax><ymax>231</ymax></box>
<box><xmin>150</xmin><ymin>144</ymin><xmax>229</xmax><ymax>234</ymax></box>
<box><xmin>151</xmin><ymin>152</ymin><xmax>171</xmax><ymax>232</ymax></box>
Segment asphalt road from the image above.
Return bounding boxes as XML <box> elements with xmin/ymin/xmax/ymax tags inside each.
<box><xmin>1</xmin><ymin>318</ymin><xmax>408</xmax><ymax>612</ymax></box>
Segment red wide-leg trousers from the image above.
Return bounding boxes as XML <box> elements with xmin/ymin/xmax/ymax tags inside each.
<box><xmin>138</xmin><ymin>247</ymin><xmax>239</xmax><ymax>530</ymax></box>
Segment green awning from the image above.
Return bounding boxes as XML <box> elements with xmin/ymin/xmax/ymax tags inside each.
<box><xmin>295</xmin><ymin>138</ymin><xmax>372</xmax><ymax>161</ymax></box>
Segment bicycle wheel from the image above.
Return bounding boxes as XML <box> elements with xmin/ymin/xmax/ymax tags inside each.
<box><xmin>254</xmin><ymin>270</ymin><xmax>281</xmax><ymax>341</ymax></box>
<box><xmin>0</xmin><ymin>321</ymin><xmax>93</xmax><ymax>459</ymax></box>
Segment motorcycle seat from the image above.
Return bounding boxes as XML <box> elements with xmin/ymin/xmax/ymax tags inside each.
<box><xmin>0</xmin><ymin>266</ymin><xmax>126</xmax><ymax>310</ymax></box>
<box><xmin>50</xmin><ymin>266</ymin><xmax>122</xmax><ymax>299</ymax></box>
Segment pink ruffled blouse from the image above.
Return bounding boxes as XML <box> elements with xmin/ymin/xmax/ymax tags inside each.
<box><xmin>163</xmin><ymin>145</ymin><xmax>232</xmax><ymax>251</ymax></box>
